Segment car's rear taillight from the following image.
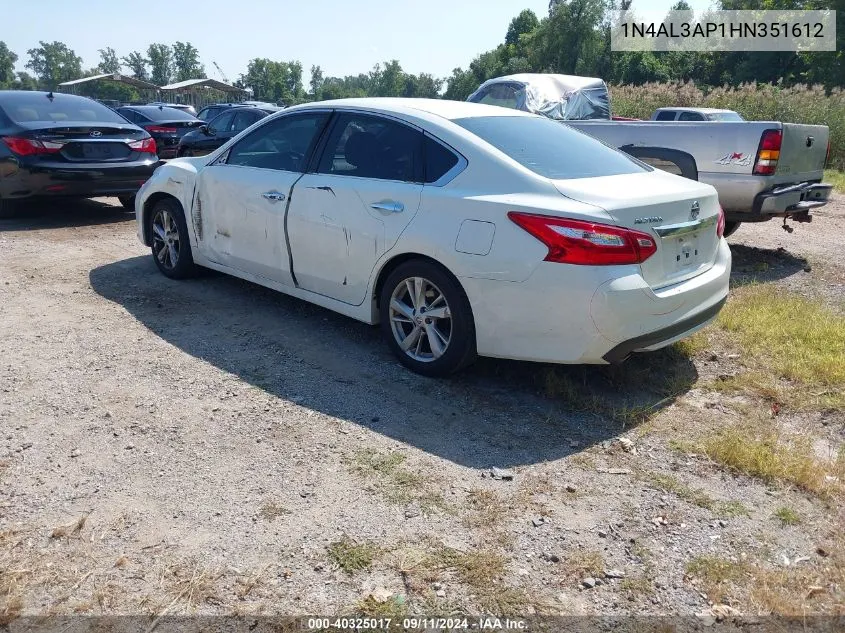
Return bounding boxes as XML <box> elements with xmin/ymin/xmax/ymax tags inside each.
<box><xmin>128</xmin><ymin>137</ymin><xmax>157</xmax><ymax>154</ymax></box>
<box><xmin>144</xmin><ymin>125</ymin><xmax>178</xmax><ymax>133</ymax></box>
<box><xmin>753</xmin><ymin>129</ymin><xmax>782</xmax><ymax>176</ymax></box>
<box><xmin>508</xmin><ymin>212</ymin><xmax>657</xmax><ymax>265</ymax></box>
<box><xmin>2</xmin><ymin>136</ymin><xmax>65</xmax><ymax>156</ymax></box>
<box><xmin>716</xmin><ymin>204</ymin><xmax>726</xmax><ymax>238</ymax></box>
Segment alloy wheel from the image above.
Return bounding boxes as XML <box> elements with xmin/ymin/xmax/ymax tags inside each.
<box><xmin>388</xmin><ymin>277</ymin><xmax>452</xmax><ymax>362</ymax></box>
<box><xmin>152</xmin><ymin>207</ymin><xmax>180</xmax><ymax>270</ymax></box>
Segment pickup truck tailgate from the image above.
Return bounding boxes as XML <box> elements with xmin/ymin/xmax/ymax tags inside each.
<box><xmin>778</xmin><ymin>124</ymin><xmax>829</xmax><ymax>179</ymax></box>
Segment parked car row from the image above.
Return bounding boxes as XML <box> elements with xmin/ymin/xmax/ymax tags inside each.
<box><xmin>134</xmin><ymin>98</ymin><xmax>730</xmax><ymax>376</ymax></box>
<box><xmin>0</xmin><ymin>82</ymin><xmax>830</xmax><ymax>377</ymax></box>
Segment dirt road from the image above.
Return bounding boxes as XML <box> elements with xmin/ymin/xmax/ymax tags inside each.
<box><xmin>1</xmin><ymin>197</ymin><xmax>843</xmax><ymax>619</ymax></box>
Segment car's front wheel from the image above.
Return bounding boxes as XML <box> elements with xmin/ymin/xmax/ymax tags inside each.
<box><xmin>146</xmin><ymin>198</ymin><xmax>196</xmax><ymax>279</ymax></box>
<box><xmin>379</xmin><ymin>260</ymin><xmax>477</xmax><ymax>377</ymax></box>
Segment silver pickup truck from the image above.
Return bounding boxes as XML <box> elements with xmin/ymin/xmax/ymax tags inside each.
<box><xmin>468</xmin><ymin>74</ymin><xmax>833</xmax><ymax>235</ymax></box>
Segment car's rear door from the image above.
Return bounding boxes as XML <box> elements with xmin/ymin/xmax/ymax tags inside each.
<box><xmin>287</xmin><ymin>112</ymin><xmax>423</xmax><ymax>305</ymax></box>
<box><xmin>194</xmin><ymin>111</ymin><xmax>331</xmax><ymax>284</ymax></box>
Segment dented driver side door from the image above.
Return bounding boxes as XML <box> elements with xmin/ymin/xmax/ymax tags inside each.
<box><xmin>195</xmin><ymin>112</ymin><xmax>331</xmax><ymax>285</ymax></box>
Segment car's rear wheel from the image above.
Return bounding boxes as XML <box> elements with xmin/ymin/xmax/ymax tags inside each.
<box><xmin>147</xmin><ymin>198</ymin><xmax>196</xmax><ymax>279</ymax></box>
<box><xmin>179</xmin><ymin>148</ymin><xmax>194</xmax><ymax>157</ymax></box>
<box><xmin>379</xmin><ymin>260</ymin><xmax>476</xmax><ymax>377</ymax></box>
<box><xmin>118</xmin><ymin>195</ymin><xmax>135</xmax><ymax>210</ymax></box>
<box><xmin>723</xmin><ymin>221</ymin><xmax>741</xmax><ymax>237</ymax></box>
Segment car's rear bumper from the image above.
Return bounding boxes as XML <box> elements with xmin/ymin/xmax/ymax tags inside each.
<box><xmin>0</xmin><ymin>158</ymin><xmax>160</xmax><ymax>199</ymax></box>
<box><xmin>752</xmin><ymin>181</ymin><xmax>832</xmax><ymax>216</ymax></box>
<box><xmin>461</xmin><ymin>239</ymin><xmax>731</xmax><ymax>364</ymax></box>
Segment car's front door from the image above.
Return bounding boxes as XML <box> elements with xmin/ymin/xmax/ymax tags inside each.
<box><xmin>195</xmin><ymin>111</ymin><xmax>331</xmax><ymax>284</ymax></box>
<box><xmin>287</xmin><ymin>112</ymin><xmax>424</xmax><ymax>305</ymax></box>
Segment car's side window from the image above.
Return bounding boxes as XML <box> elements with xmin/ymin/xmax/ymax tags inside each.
<box><xmin>316</xmin><ymin>113</ymin><xmax>422</xmax><ymax>182</ymax></box>
<box><xmin>120</xmin><ymin>109</ymin><xmax>137</xmax><ymax>123</ymax></box>
<box><xmin>232</xmin><ymin>111</ymin><xmax>256</xmax><ymax>132</ymax></box>
<box><xmin>225</xmin><ymin>112</ymin><xmax>330</xmax><ymax>172</ymax></box>
<box><xmin>469</xmin><ymin>83</ymin><xmax>520</xmax><ymax>110</ymax></box>
<box><xmin>655</xmin><ymin>111</ymin><xmax>676</xmax><ymax>121</ymax></box>
<box><xmin>423</xmin><ymin>135</ymin><xmax>459</xmax><ymax>184</ymax></box>
<box><xmin>679</xmin><ymin>111</ymin><xmax>704</xmax><ymax>121</ymax></box>
<box><xmin>209</xmin><ymin>111</ymin><xmax>235</xmax><ymax>134</ymax></box>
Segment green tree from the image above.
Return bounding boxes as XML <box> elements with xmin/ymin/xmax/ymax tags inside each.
<box><xmin>505</xmin><ymin>9</ymin><xmax>540</xmax><ymax>46</ymax></box>
<box><xmin>25</xmin><ymin>41</ymin><xmax>83</xmax><ymax>88</ymax></box>
<box><xmin>97</xmin><ymin>47</ymin><xmax>121</xmax><ymax>74</ymax></box>
<box><xmin>0</xmin><ymin>41</ymin><xmax>18</xmax><ymax>87</ymax></box>
<box><xmin>172</xmin><ymin>42</ymin><xmax>204</xmax><ymax>82</ymax></box>
<box><xmin>309</xmin><ymin>64</ymin><xmax>324</xmax><ymax>100</ymax></box>
<box><xmin>147</xmin><ymin>44</ymin><xmax>173</xmax><ymax>85</ymax></box>
<box><xmin>14</xmin><ymin>71</ymin><xmax>38</xmax><ymax>90</ymax></box>
<box><xmin>122</xmin><ymin>51</ymin><xmax>148</xmax><ymax>81</ymax></box>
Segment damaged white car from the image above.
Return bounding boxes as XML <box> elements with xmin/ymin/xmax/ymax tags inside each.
<box><xmin>135</xmin><ymin>98</ymin><xmax>730</xmax><ymax>376</ymax></box>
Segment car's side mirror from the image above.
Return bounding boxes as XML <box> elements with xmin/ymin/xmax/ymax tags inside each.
<box><xmin>201</xmin><ymin>125</ymin><xmax>212</xmax><ymax>136</ymax></box>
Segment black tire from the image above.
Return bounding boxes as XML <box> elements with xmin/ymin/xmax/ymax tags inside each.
<box><xmin>145</xmin><ymin>197</ymin><xmax>197</xmax><ymax>279</ymax></box>
<box><xmin>379</xmin><ymin>259</ymin><xmax>477</xmax><ymax>377</ymax></box>
<box><xmin>0</xmin><ymin>197</ymin><xmax>22</xmax><ymax>219</ymax></box>
<box><xmin>723</xmin><ymin>221</ymin><xmax>741</xmax><ymax>237</ymax></box>
<box><xmin>118</xmin><ymin>195</ymin><xmax>135</xmax><ymax>210</ymax></box>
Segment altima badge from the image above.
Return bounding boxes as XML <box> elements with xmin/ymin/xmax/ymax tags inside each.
<box><xmin>690</xmin><ymin>201</ymin><xmax>700</xmax><ymax>220</ymax></box>
<box><xmin>634</xmin><ymin>216</ymin><xmax>663</xmax><ymax>224</ymax></box>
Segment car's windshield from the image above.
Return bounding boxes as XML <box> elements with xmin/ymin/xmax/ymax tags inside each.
<box><xmin>454</xmin><ymin>115</ymin><xmax>647</xmax><ymax>180</ymax></box>
<box><xmin>134</xmin><ymin>107</ymin><xmax>197</xmax><ymax>121</ymax></box>
<box><xmin>0</xmin><ymin>93</ymin><xmax>128</xmax><ymax>124</ymax></box>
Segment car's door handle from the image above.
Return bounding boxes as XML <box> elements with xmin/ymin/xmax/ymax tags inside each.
<box><xmin>261</xmin><ymin>191</ymin><xmax>286</xmax><ymax>202</ymax></box>
<box><xmin>370</xmin><ymin>201</ymin><xmax>404</xmax><ymax>213</ymax></box>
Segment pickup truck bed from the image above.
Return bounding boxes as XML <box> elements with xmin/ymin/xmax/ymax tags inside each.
<box><xmin>566</xmin><ymin>120</ymin><xmax>832</xmax><ymax>225</ymax></box>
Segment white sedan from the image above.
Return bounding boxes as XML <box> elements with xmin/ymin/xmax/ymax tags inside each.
<box><xmin>135</xmin><ymin>98</ymin><xmax>730</xmax><ymax>376</ymax></box>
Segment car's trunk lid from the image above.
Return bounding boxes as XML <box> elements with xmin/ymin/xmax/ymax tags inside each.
<box><xmin>552</xmin><ymin>170</ymin><xmax>721</xmax><ymax>289</ymax></box>
<box><xmin>15</xmin><ymin>122</ymin><xmax>148</xmax><ymax>163</ymax></box>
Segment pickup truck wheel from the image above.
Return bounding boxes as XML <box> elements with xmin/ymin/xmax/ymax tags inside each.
<box><xmin>723</xmin><ymin>221</ymin><xmax>741</xmax><ymax>237</ymax></box>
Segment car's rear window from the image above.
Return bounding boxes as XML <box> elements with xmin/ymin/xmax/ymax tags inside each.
<box><xmin>708</xmin><ymin>112</ymin><xmax>744</xmax><ymax>122</ymax></box>
<box><xmin>453</xmin><ymin>115</ymin><xmax>647</xmax><ymax>180</ymax></box>
<box><xmin>134</xmin><ymin>106</ymin><xmax>197</xmax><ymax>121</ymax></box>
<box><xmin>0</xmin><ymin>93</ymin><xmax>128</xmax><ymax>124</ymax></box>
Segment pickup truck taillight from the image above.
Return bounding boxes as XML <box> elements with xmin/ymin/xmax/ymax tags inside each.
<box><xmin>508</xmin><ymin>212</ymin><xmax>657</xmax><ymax>265</ymax></box>
<box><xmin>753</xmin><ymin>129</ymin><xmax>782</xmax><ymax>176</ymax></box>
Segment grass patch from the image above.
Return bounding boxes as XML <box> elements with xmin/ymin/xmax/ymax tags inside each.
<box><xmin>824</xmin><ymin>169</ymin><xmax>845</xmax><ymax>194</ymax></box>
<box><xmin>697</xmin><ymin>422</ymin><xmax>844</xmax><ymax>500</ymax></box>
<box><xmin>640</xmin><ymin>471</ymin><xmax>750</xmax><ymax>516</ymax></box>
<box><xmin>686</xmin><ymin>555</ymin><xmax>748</xmax><ymax>604</ymax></box>
<box><xmin>345</xmin><ymin>449</ymin><xmax>449</xmax><ymax>512</ymax></box>
<box><xmin>258</xmin><ymin>501</ymin><xmax>290</xmax><ymax>521</ymax></box>
<box><xmin>714</xmin><ymin>285</ymin><xmax>845</xmax><ymax>410</ymax></box>
<box><xmin>355</xmin><ymin>594</ymin><xmax>409</xmax><ymax>619</ymax></box>
<box><xmin>327</xmin><ymin>537</ymin><xmax>379</xmax><ymax>574</ymax></box>
<box><xmin>560</xmin><ymin>550</ymin><xmax>605</xmax><ymax>579</ymax></box>
<box><xmin>773</xmin><ymin>506</ymin><xmax>801</xmax><ymax>526</ymax></box>
<box><xmin>621</xmin><ymin>575</ymin><xmax>654</xmax><ymax>597</ymax></box>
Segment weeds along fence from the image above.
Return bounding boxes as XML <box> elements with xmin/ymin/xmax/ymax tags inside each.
<box><xmin>610</xmin><ymin>82</ymin><xmax>845</xmax><ymax>170</ymax></box>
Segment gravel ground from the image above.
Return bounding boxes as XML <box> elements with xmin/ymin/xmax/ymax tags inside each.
<box><xmin>1</xmin><ymin>196</ymin><xmax>843</xmax><ymax>620</ymax></box>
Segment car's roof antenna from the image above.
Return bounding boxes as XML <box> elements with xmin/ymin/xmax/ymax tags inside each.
<box><xmin>46</xmin><ymin>91</ymin><xmax>54</xmax><ymax>100</ymax></box>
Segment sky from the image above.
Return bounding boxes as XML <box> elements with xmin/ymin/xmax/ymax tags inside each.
<box><xmin>4</xmin><ymin>0</ymin><xmax>715</xmax><ymax>83</ymax></box>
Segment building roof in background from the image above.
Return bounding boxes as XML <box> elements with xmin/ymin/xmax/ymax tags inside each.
<box><xmin>58</xmin><ymin>73</ymin><xmax>159</xmax><ymax>91</ymax></box>
<box><xmin>160</xmin><ymin>78</ymin><xmax>243</xmax><ymax>93</ymax></box>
